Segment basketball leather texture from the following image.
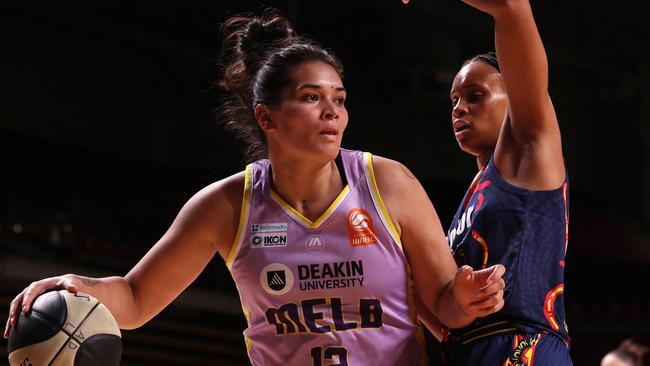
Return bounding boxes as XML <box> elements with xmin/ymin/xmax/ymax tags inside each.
<box><xmin>7</xmin><ymin>290</ymin><xmax>121</xmax><ymax>366</ymax></box>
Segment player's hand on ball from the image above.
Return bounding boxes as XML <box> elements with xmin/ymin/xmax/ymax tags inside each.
<box><xmin>3</xmin><ymin>275</ymin><xmax>79</xmax><ymax>338</ymax></box>
<box><xmin>453</xmin><ymin>264</ymin><xmax>506</xmax><ymax>318</ymax></box>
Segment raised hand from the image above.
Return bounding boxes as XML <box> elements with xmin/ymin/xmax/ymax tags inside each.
<box><xmin>3</xmin><ymin>275</ymin><xmax>79</xmax><ymax>338</ymax></box>
<box><xmin>453</xmin><ymin>264</ymin><xmax>506</xmax><ymax>318</ymax></box>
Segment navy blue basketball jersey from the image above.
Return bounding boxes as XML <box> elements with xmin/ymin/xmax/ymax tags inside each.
<box><xmin>446</xmin><ymin>157</ymin><xmax>569</xmax><ymax>344</ymax></box>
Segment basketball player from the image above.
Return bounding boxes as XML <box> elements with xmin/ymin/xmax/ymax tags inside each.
<box><xmin>423</xmin><ymin>0</ymin><xmax>572</xmax><ymax>364</ymax></box>
<box><xmin>5</xmin><ymin>8</ymin><xmax>506</xmax><ymax>365</ymax></box>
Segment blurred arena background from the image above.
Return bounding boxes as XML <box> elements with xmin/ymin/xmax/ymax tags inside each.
<box><xmin>1</xmin><ymin>0</ymin><xmax>649</xmax><ymax>364</ymax></box>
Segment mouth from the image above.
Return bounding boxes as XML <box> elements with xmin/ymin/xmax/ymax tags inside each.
<box><xmin>453</xmin><ymin>120</ymin><xmax>471</xmax><ymax>134</ymax></box>
<box><xmin>320</xmin><ymin>129</ymin><xmax>338</xmax><ymax>136</ymax></box>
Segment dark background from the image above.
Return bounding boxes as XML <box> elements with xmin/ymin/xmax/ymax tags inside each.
<box><xmin>1</xmin><ymin>0</ymin><xmax>649</xmax><ymax>365</ymax></box>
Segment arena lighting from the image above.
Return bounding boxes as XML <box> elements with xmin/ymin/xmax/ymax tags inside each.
<box><xmin>12</xmin><ymin>223</ymin><xmax>23</xmax><ymax>234</ymax></box>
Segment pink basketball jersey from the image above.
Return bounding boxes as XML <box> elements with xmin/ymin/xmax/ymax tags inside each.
<box><xmin>226</xmin><ymin>149</ymin><xmax>424</xmax><ymax>366</ymax></box>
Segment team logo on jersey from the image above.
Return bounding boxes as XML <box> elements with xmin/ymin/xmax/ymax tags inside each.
<box><xmin>251</xmin><ymin>223</ymin><xmax>288</xmax><ymax>248</ymax></box>
<box><xmin>504</xmin><ymin>334</ymin><xmax>541</xmax><ymax>366</ymax></box>
<box><xmin>305</xmin><ymin>235</ymin><xmax>325</xmax><ymax>253</ymax></box>
<box><xmin>346</xmin><ymin>208</ymin><xmax>378</xmax><ymax>247</ymax></box>
<box><xmin>260</xmin><ymin>263</ymin><xmax>294</xmax><ymax>295</ymax></box>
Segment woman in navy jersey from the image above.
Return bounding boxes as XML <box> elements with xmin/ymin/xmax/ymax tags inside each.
<box><xmin>5</xmin><ymin>8</ymin><xmax>505</xmax><ymax>365</ymax></box>
<box><xmin>422</xmin><ymin>0</ymin><xmax>572</xmax><ymax>364</ymax></box>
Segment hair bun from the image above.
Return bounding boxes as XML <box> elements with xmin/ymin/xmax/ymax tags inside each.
<box><xmin>220</xmin><ymin>9</ymin><xmax>294</xmax><ymax>72</ymax></box>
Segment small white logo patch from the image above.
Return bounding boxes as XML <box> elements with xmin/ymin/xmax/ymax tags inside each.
<box><xmin>260</xmin><ymin>263</ymin><xmax>294</xmax><ymax>295</ymax></box>
<box><xmin>305</xmin><ymin>235</ymin><xmax>325</xmax><ymax>253</ymax></box>
<box><xmin>251</xmin><ymin>233</ymin><xmax>288</xmax><ymax>248</ymax></box>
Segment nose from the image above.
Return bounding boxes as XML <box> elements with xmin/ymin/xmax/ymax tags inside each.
<box><xmin>322</xmin><ymin>100</ymin><xmax>340</xmax><ymax>121</ymax></box>
<box><xmin>452</xmin><ymin>99</ymin><xmax>469</xmax><ymax>119</ymax></box>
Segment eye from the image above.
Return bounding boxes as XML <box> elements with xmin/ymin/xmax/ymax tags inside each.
<box><xmin>451</xmin><ymin>97</ymin><xmax>459</xmax><ymax>107</ymax></box>
<box><xmin>467</xmin><ymin>93</ymin><xmax>483</xmax><ymax>103</ymax></box>
<box><xmin>303</xmin><ymin>93</ymin><xmax>319</xmax><ymax>102</ymax></box>
<box><xmin>334</xmin><ymin>96</ymin><xmax>346</xmax><ymax>105</ymax></box>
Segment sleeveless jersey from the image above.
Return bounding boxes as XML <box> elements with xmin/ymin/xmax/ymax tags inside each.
<box><xmin>226</xmin><ymin>149</ymin><xmax>424</xmax><ymax>366</ymax></box>
<box><xmin>446</xmin><ymin>157</ymin><xmax>570</xmax><ymax>344</ymax></box>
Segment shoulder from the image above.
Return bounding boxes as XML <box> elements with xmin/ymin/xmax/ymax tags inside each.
<box><xmin>177</xmin><ymin>170</ymin><xmax>247</xmax><ymax>257</ymax></box>
<box><xmin>370</xmin><ymin>155</ymin><xmax>432</xmax><ymax>230</ymax></box>
<box><xmin>190</xmin><ymin>170</ymin><xmax>246</xmax><ymax>211</ymax></box>
<box><xmin>370</xmin><ymin>155</ymin><xmax>418</xmax><ymax>194</ymax></box>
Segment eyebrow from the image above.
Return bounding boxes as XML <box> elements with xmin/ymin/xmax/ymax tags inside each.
<box><xmin>449</xmin><ymin>83</ymin><xmax>484</xmax><ymax>98</ymax></box>
<box><xmin>297</xmin><ymin>84</ymin><xmax>346</xmax><ymax>92</ymax></box>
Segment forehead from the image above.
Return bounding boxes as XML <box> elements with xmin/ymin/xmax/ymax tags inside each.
<box><xmin>451</xmin><ymin>61</ymin><xmax>503</xmax><ymax>92</ymax></box>
<box><xmin>286</xmin><ymin>61</ymin><xmax>343</xmax><ymax>89</ymax></box>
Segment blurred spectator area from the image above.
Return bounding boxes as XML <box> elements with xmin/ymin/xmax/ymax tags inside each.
<box><xmin>0</xmin><ymin>131</ymin><xmax>249</xmax><ymax>365</ymax></box>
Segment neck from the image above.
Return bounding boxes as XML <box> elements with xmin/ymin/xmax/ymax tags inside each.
<box><xmin>268</xmin><ymin>152</ymin><xmax>344</xmax><ymax>220</ymax></box>
<box><xmin>476</xmin><ymin>152</ymin><xmax>490</xmax><ymax>171</ymax></box>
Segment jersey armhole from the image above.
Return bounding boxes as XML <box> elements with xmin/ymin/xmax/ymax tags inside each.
<box><xmin>363</xmin><ymin>152</ymin><xmax>403</xmax><ymax>249</ymax></box>
<box><xmin>226</xmin><ymin>164</ymin><xmax>252</xmax><ymax>269</ymax></box>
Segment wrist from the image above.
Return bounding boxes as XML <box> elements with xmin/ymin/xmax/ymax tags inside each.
<box><xmin>457</xmin><ymin>301</ymin><xmax>473</xmax><ymax>319</ymax></box>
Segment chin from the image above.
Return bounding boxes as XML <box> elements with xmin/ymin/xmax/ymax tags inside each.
<box><xmin>457</xmin><ymin>141</ymin><xmax>480</xmax><ymax>157</ymax></box>
<box><xmin>314</xmin><ymin>144</ymin><xmax>341</xmax><ymax>163</ymax></box>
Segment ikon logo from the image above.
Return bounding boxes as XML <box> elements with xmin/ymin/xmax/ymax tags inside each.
<box><xmin>251</xmin><ymin>233</ymin><xmax>287</xmax><ymax>248</ymax></box>
<box><xmin>305</xmin><ymin>235</ymin><xmax>325</xmax><ymax>253</ymax></box>
<box><xmin>260</xmin><ymin>263</ymin><xmax>294</xmax><ymax>295</ymax></box>
<box><xmin>347</xmin><ymin>208</ymin><xmax>378</xmax><ymax>247</ymax></box>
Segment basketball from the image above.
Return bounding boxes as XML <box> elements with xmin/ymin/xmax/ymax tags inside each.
<box><xmin>7</xmin><ymin>290</ymin><xmax>122</xmax><ymax>366</ymax></box>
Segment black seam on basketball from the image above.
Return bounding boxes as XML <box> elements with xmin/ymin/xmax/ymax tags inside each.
<box><xmin>47</xmin><ymin>302</ymin><xmax>101</xmax><ymax>366</ymax></box>
<box><xmin>70</xmin><ymin>302</ymin><xmax>101</xmax><ymax>343</ymax></box>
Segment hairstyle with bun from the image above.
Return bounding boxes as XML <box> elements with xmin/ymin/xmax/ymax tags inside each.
<box><xmin>217</xmin><ymin>8</ymin><xmax>343</xmax><ymax>162</ymax></box>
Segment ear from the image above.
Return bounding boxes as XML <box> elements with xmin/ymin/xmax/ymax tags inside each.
<box><xmin>255</xmin><ymin>104</ymin><xmax>276</xmax><ymax>132</ymax></box>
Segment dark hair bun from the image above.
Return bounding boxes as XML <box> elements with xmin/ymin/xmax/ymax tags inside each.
<box><xmin>240</xmin><ymin>10</ymin><xmax>294</xmax><ymax>68</ymax></box>
<box><xmin>220</xmin><ymin>8</ymin><xmax>294</xmax><ymax>74</ymax></box>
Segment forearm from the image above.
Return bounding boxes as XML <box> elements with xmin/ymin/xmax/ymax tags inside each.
<box><xmin>435</xmin><ymin>281</ymin><xmax>475</xmax><ymax>329</ymax></box>
<box><xmin>493</xmin><ymin>1</ymin><xmax>549</xmax><ymax>102</ymax></box>
<box><xmin>64</xmin><ymin>274</ymin><xmax>142</xmax><ymax>329</ymax></box>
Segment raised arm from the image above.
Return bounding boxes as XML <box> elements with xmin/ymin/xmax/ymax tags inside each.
<box><xmin>5</xmin><ymin>172</ymin><xmax>244</xmax><ymax>337</ymax></box>
<box><xmin>372</xmin><ymin>156</ymin><xmax>505</xmax><ymax>328</ymax></box>
<box><xmin>465</xmin><ymin>0</ymin><xmax>565</xmax><ymax>189</ymax></box>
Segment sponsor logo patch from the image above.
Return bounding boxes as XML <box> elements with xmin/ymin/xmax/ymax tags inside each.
<box><xmin>260</xmin><ymin>263</ymin><xmax>294</xmax><ymax>296</ymax></box>
<box><xmin>252</xmin><ymin>223</ymin><xmax>288</xmax><ymax>233</ymax></box>
<box><xmin>305</xmin><ymin>235</ymin><xmax>325</xmax><ymax>253</ymax></box>
<box><xmin>297</xmin><ymin>260</ymin><xmax>365</xmax><ymax>291</ymax></box>
<box><xmin>251</xmin><ymin>223</ymin><xmax>288</xmax><ymax>248</ymax></box>
<box><xmin>251</xmin><ymin>233</ymin><xmax>288</xmax><ymax>248</ymax></box>
<box><xmin>346</xmin><ymin>208</ymin><xmax>378</xmax><ymax>246</ymax></box>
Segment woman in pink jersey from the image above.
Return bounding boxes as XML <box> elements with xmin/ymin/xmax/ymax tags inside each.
<box><xmin>5</xmin><ymin>8</ymin><xmax>505</xmax><ymax>365</ymax></box>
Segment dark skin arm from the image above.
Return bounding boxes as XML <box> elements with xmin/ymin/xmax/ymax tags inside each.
<box><xmin>466</xmin><ymin>0</ymin><xmax>565</xmax><ymax>190</ymax></box>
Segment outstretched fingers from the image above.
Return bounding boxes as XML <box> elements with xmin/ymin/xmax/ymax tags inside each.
<box><xmin>3</xmin><ymin>276</ymin><xmax>79</xmax><ymax>339</ymax></box>
<box><xmin>4</xmin><ymin>292</ymin><xmax>25</xmax><ymax>339</ymax></box>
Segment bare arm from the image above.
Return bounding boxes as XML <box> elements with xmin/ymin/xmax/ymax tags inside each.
<box><xmin>466</xmin><ymin>0</ymin><xmax>565</xmax><ymax>189</ymax></box>
<box><xmin>372</xmin><ymin>156</ymin><xmax>505</xmax><ymax>328</ymax></box>
<box><xmin>5</xmin><ymin>172</ymin><xmax>244</xmax><ymax>336</ymax></box>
